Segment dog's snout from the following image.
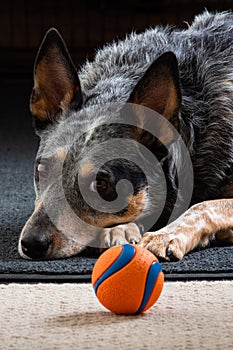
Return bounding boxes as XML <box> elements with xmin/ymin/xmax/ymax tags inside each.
<box><xmin>21</xmin><ymin>231</ymin><xmax>51</xmax><ymax>259</ymax></box>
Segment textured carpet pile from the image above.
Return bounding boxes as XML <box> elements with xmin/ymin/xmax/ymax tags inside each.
<box><xmin>1</xmin><ymin>281</ymin><xmax>232</xmax><ymax>350</ymax></box>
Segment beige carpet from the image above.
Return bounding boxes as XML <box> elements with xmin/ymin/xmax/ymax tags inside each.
<box><xmin>1</xmin><ymin>281</ymin><xmax>232</xmax><ymax>350</ymax></box>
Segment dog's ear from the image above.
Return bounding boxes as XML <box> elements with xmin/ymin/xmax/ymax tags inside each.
<box><xmin>128</xmin><ymin>52</ymin><xmax>181</xmax><ymax>144</ymax></box>
<box><xmin>30</xmin><ymin>28</ymin><xmax>83</xmax><ymax>132</ymax></box>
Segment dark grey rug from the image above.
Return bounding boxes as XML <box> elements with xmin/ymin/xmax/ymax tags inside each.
<box><xmin>0</xmin><ymin>78</ymin><xmax>233</xmax><ymax>282</ymax></box>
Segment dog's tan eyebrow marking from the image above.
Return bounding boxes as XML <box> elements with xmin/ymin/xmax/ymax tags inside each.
<box><xmin>79</xmin><ymin>162</ymin><xmax>94</xmax><ymax>177</ymax></box>
<box><xmin>55</xmin><ymin>148</ymin><xmax>68</xmax><ymax>161</ymax></box>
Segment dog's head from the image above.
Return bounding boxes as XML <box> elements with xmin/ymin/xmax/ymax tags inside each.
<box><xmin>18</xmin><ymin>29</ymin><xmax>181</xmax><ymax>259</ymax></box>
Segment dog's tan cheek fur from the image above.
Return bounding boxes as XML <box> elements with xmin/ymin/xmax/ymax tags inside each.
<box><xmin>125</xmin><ymin>190</ymin><xmax>147</xmax><ymax>219</ymax></box>
<box><xmin>82</xmin><ymin>189</ymin><xmax>147</xmax><ymax>228</ymax></box>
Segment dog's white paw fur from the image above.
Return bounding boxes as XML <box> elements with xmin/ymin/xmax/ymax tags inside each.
<box><xmin>100</xmin><ymin>223</ymin><xmax>142</xmax><ymax>248</ymax></box>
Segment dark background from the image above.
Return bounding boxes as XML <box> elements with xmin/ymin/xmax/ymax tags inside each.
<box><xmin>0</xmin><ymin>0</ymin><xmax>233</xmax><ymax>269</ymax></box>
<box><xmin>1</xmin><ymin>0</ymin><xmax>233</xmax><ymax>77</ymax></box>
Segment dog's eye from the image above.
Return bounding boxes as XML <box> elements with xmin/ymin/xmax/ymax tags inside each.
<box><xmin>37</xmin><ymin>163</ymin><xmax>49</xmax><ymax>178</ymax></box>
<box><xmin>89</xmin><ymin>179</ymin><xmax>109</xmax><ymax>192</ymax></box>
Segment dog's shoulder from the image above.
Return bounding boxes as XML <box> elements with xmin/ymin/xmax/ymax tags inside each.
<box><xmin>79</xmin><ymin>11</ymin><xmax>233</xmax><ymax>95</ymax></box>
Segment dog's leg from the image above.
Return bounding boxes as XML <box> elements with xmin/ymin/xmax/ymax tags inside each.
<box><xmin>139</xmin><ymin>199</ymin><xmax>233</xmax><ymax>260</ymax></box>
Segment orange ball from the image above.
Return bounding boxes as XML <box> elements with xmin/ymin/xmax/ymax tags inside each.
<box><xmin>92</xmin><ymin>244</ymin><xmax>164</xmax><ymax>315</ymax></box>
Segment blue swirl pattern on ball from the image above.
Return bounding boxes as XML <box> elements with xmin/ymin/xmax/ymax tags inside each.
<box><xmin>93</xmin><ymin>244</ymin><xmax>135</xmax><ymax>294</ymax></box>
<box><xmin>136</xmin><ymin>261</ymin><xmax>162</xmax><ymax>314</ymax></box>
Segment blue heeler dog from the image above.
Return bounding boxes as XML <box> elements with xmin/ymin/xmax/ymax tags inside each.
<box><xmin>18</xmin><ymin>11</ymin><xmax>233</xmax><ymax>261</ymax></box>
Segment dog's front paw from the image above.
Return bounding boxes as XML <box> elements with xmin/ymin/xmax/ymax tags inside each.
<box><xmin>139</xmin><ymin>232</ymin><xmax>186</xmax><ymax>261</ymax></box>
<box><xmin>100</xmin><ymin>223</ymin><xmax>142</xmax><ymax>248</ymax></box>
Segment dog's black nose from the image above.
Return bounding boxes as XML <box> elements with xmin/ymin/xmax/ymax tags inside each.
<box><xmin>21</xmin><ymin>232</ymin><xmax>50</xmax><ymax>259</ymax></box>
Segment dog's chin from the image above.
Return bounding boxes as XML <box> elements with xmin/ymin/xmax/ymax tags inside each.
<box><xmin>47</xmin><ymin>244</ymin><xmax>86</xmax><ymax>260</ymax></box>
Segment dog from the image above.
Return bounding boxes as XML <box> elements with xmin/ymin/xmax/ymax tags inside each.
<box><xmin>18</xmin><ymin>10</ymin><xmax>233</xmax><ymax>261</ymax></box>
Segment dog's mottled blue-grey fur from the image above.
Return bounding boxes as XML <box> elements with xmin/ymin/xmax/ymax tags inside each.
<box><xmin>18</xmin><ymin>11</ymin><xmax>233</xmax><ymax>260</ymax></box>
<box><xmin>79</xmin><ymin>11</ymin><xmax>233</xmax><ymax>201</ymax></box>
